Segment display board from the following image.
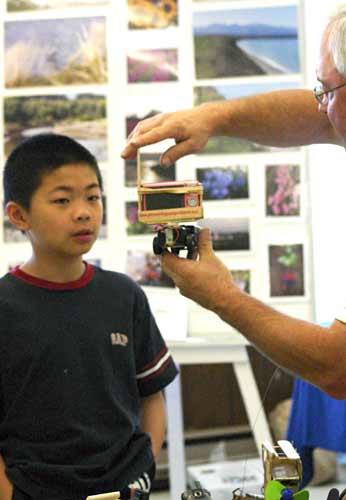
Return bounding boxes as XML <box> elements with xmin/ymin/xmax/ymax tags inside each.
<box><xmin>0</xmin><ymin>0</ymin><xmax>314</xmax><ymax>339</ymax></box>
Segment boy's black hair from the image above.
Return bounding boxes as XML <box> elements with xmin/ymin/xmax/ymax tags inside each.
<box><xmin>3</xmin><ymin>133</ymin><xmax>103</xmax><ymax>210</ymax></box>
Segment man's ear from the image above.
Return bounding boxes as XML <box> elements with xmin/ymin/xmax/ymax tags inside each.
<box><xmin>6</xmin><ymin>202</ymin><xmax>30</xmax><ymax>231</ymax></box>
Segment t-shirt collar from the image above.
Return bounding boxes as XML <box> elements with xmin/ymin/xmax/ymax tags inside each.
<box><xmin>10</xmin><ymin>262</ymin><xmax>94</xmax><ymax>290</ymax></box>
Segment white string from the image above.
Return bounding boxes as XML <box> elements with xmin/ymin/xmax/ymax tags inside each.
<box><xmin>240</xmin><ymin>366</ymin><xmax>281</xmax><ymax>496</ymax></box>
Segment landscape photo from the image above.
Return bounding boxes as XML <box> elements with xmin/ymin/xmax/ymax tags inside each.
<box><xmin>196</xmin><ymin>165</ymin><xmax>249</xmax><ymax>200</ymax></box>
<box><xmin>193</xmin><ymin>6</ymin><xmax>300</xmax><ymax>79</ymax></box>
<box><xmin>128</xmin><ymin>0</ymin><xmax>178</xmax><ymax>30</ymax></box>
<box><xmin>126</xmin><ymin>153</ymin><xmax>176</xmax><ymax>187</ymax></box>
<box><xmin>126</xmin><ymin>249</ymin><xmax>174</xmax><ymax>288</ymax></box>
<box><xmin>127</xmin><ymin>49</ymin><xmax>178</xmax><ymax>83</ymax></box>
<box><xmin>194</xmin><ymin>81</ymin><xmax>298</xmax><ymax>154</ymax></box>
<box><xmin>266</xmin><ymin>164</ymin><xmax>300</xmax><ymax>216</ymax></box>
<box><xmin>7</xmin><ymin>0</ymin><xmax>108</xmax><ymax>10</ymax></box>
<box><xmin>269</xmin><ymin>244</ymin><xmax>304</xmax><ymax>297</ymax></box>
<box><xmin>5</xmin><ymin>17</ymin><xmax>107</xmax><ymax>87</ymax></box>
<box><xmin>4</xmin><ymin>94</ymin><xmax>108</xmax><ymax>162</ymax></box>
<box><xmin>199</xmin><ymin>218</ymin><xmax>250</xmax><ymax>252</ymax></box>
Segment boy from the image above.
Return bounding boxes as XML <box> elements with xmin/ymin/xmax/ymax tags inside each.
<box><xmin>0</xmin><ymin>134</ymin><xmax>178</xmax><ymax>500</ymax></box>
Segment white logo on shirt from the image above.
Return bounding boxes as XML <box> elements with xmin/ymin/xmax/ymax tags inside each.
<box><xmin>110</xmin><ymin>332</ymin><xmax>128</xmax><ymax>346</ymax></box>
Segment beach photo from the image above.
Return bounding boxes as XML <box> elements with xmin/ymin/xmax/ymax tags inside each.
<box><xmin>194</xmin><ymin>81</ymin><xmax>298</xmax><ymax>154</ymax></box>
<box><xmin>199</xmin><ymin>218</ymin><xmax>250</xmax><ymax>252</ymax></box>
<box><xmin>269</xmin><ymin>244</ymin><xmax>304</xmax><ymax>297</ymax></box>
<box><xmin>266</xmin><ymin>164</ymin><xmax>300</xmax><ymax>216</ymax></box>
<box><xmin>5</xmin><ymin>17</ymin><xmax>107</xmax><ymax>87</ymax></box>
<box><xmin>196</xmin><ymin>165</ymin><xmax>249</xmax><ymax>200</ymax></box>
<box><xmin>128</xmin><ymin>0</ymin><xmax>178</xmax><ymax>29</ymax></box>
<box><xmin>193</xmin><ymin>5</ymin><xmax>300</xmax><ymax>79</ymax></box>
<box><xmin>127</xmin><ymin>49</ymin><xmax>178</xmax><ymax>83</ymax></box>
<box><xmin>7</xmin><ymin>0</ymin><xmax>108</xmax><ymax>10</ymax></box>
<box><xmin>126</xmin><ymin>249</ymin><xmax>175</xmax><ymax>288</ymax></box>
<box><xmin>126</xmin><ymin>202</ymin><xmax>154</xmax><ymax>236</ymax></box>
<box><xmin>4</xmin><ymin>94</ymin><xmax>108</xmax><ymax>162</ymax></box>
<box><xmin>125</xmin><ymin>153</ymin><xmax>176</xmax><ymax>187</ymax></box>
<box><xmin>231</xmin><ymin>269</ymin><xmax>250</xmax><ymax>293</ymax></box>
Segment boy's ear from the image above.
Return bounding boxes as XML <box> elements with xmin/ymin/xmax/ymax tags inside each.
<box><xmin>6</xmin><ymin>202</ymin><xmax>30</xmax><ymax>231</ymax></box>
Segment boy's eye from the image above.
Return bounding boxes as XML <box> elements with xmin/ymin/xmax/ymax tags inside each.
<box><xmin>53</xmin><ymin>198</ymin><xmax>70</xmax><ymax>204</ymax></box>
<box><xmin>89</xmin><ymin>195</ymin><xmax>101</xmax><ymax>202</ymax></box>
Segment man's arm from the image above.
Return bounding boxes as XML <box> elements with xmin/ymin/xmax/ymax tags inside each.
<box><xmin>121</xmin><ymin>89</ymin><xmax>339</xmax><ymax>165</ymax></box>
<box><xmin>140</xmin><ymin>391</ymin><xmax>166</xmax><ymax>460</ymax></box>
<box><xmin>0</xmin><ymin>454</ymin><xmax>13</xmax><ymax>500</ymax></box>
<box><xmin>161</xmin><ymin>229</ymin><xmax>346</xmax><ymax>399</ymax></box>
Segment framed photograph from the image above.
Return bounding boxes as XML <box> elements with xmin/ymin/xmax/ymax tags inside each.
<box><xmin>125</xmin><ymin>201</ymin><xmax>153</xmax><ymax>235</ymax></box>
<box><xmin>125</xmin><ymin>153</ymin><xmax>176</xmax><ymax>187</ymax></box>
<box><xmin>126</xmin><ymin>249</ymin><xmax>174</xmax><ymax>288</ymax></box>
<box><xmin>199</xmin><ymin>218</ymin><xmax>250</xmax><ymax>252</ymax></box>
<box><xmin>196</xmin><ymin>165</ymin><xmax>249</xmax><ymax>200</ymax></box>
<box><xmin>7</xmin><ymin>0</ymin><xmax>108</xmax><ymax>11</ymax></box>
<box><xmin>231</xmin><ymin>269</ymin><xmax>250</xmax><ymax>293</ymax></box>
<box><xmin>5</xmin><ymin>18</ymin><xmax>107</xmax><ymax>88</ymax></box>
<box><xmin>266</xmin><ymin>164</ymin><xmax>300</xmax><ymax>216</ymax></box>
<box><xmin>4</xmin><ymin>94</ymin><xmax>108</xmax><ymax>162</ymax></box>
<box><xmin>193</xmin><ymin>5</ymin><xmax>300</xmax><ymax>79</ymax></box>
<box><xmin>128</xmin><ymin>0</ymin><xmax>178</xmax><ymax>30</ymax></box>
<box><xmin>269</xmin><ymin>244</ymin><xmax>305</xmax><ymax>297</ymax></box>
<box><xmin>127</xmin><ymin>49</ymin><xmax>178</xmax><ymax>83</ymax></box>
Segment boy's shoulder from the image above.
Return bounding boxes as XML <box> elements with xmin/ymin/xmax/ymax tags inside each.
<box><xmin>92</xmin><ymin>266</ymin><xmax>144</xmax><ymax>296</ymax></box>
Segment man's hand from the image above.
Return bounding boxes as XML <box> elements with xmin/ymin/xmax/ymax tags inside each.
<box><xmin>121</xmin><ymin>104</ymin><xmax>218</xmax><ymax>165</ymax></box>
<box><xmin>161</xmin><ymin>228</ymin><xmax>236</xmax><ymax>313</ymax></box>
<box><xmin>0</xmin><ymin>455</ymin><xmax>13</xmax><ymax>500</ymax></box>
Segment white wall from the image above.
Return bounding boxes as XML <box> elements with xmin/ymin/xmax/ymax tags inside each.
<box><xmin>305</xmin><ymin>0</ymin><xmax>346</xmax><ymax>323</ymax></box>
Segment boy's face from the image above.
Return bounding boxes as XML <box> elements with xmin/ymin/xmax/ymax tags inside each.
<box><xmin>8</xmin><ymin>163</ymin><xmax>103</xmax><ymax>259</ymax></box>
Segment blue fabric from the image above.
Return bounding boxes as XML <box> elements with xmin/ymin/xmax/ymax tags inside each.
<box><xmin>287</xmin><ymin>378</ymin><xmax>346</xmax><ymax>486</ymax></box>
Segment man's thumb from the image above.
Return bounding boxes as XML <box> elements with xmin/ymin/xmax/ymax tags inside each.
<box><xmin>198</xmin><ymin>228</ymin><xmax>213</xmax><ymax>256</ymax></box>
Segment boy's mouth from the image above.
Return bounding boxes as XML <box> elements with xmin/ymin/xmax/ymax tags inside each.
<box><xmin>72</xmin><ymin>229</ymin><xmax>94</xmax><ymax>242</ymax></box>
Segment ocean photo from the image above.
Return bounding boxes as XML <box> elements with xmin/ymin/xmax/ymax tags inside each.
<box><xmin>193</xmin><ymin>6</ymin><xmax>300</xmax><ymax>79</ymax></box>
<box><xmin>5</xmin><ymin>17</ymin><xmax>107</xmax><ymax>87</ymax></box>
<box><xmin>4</xmin><ymin>94</ymin><xmax>108</xmax><ymax>162</ymax></box>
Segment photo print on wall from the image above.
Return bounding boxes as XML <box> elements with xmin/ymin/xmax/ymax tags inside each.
<box><xmin>127</xmin><ymin>249</ymin><xmax>174</xmax><ymax>288</ymax></box>
<box><xmin>5</xmin><ymin>17</ymin><xmax>107</xmax><ymax>87</ymax></box>
<box><xmin>266</xmin><ymin>164</ymin><xmax>300</xmax><ymax>216</ymax></box>
<box><xmin>127</xmin><ymin>0</ymin><xmax>178</xmax><ymax>30</ymax></box>
<box><xmin>4</xmin><ymin>94</ymin><xmax>108</xmax><ymax>163</ymax></box>
<box><xmin>269</xmin><ymin>244</ymin><xmax>305</xmax><ymax>297</ymax></box>
<box><xmin>193</xmin><ymin>5</ymin><xmax>300</xmax><ymax>79</ymax></box>
<box><xmin>7</xmin><ymin>0</ymin><xmax>109</xmax><ymax>11</ymax></box>
<box><xmin>199</xmin><ymin>218</ymin><xmax>250</xmax><ymax>252</ymax></box>
<box><xmin>127</xmin><ymin>49</ymin><xmax>178</xmax><ymax>83</ymax></box>
<box><xmin>196</xmin><ymin>165</ymin><xmax>249</xmax><ymax>201</ymax></box>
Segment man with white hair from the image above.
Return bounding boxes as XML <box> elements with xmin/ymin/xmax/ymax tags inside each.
<box><xmin>121</xmin><ymin>5</ymin><xmax>346</xmax><ymax>397</ymax></box>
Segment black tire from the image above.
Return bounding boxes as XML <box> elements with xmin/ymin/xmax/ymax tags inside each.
<box><xmin>153</xmin><ymin>237</ymin><xmax>163</xmax><ymax>255</ymax></box>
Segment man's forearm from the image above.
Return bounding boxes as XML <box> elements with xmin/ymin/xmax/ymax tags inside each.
<box><xmin>204</xmin><ymin>89</ymin><xmax>338</xmax><ymax>147</ymax></box>
<box><xmin>215</xmin><ymin>287</ymin><xmax>346</xmax><ymax>397</ymax></box>
<box><xmin>0</xmin><ymin>455</ymin><xmax>12</xmax><ymax>500</ymax></box>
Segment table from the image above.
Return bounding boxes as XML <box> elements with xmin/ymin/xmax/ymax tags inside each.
<box><xmin>165</xmin><ymin>336</ymin><xmax>272</xmax><ymax>500</ymax></box>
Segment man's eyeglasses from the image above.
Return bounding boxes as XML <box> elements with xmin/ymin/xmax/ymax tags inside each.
<box><xmin>313</xmin><ymin>82</ymin><xmax>346</xmax><ymax>105</ymax></box>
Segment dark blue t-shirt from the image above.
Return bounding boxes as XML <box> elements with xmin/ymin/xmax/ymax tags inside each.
<box><xmin>0</xmin><ymin>263</ymin><xmax>178</xmax><ymax>499</ymax></box>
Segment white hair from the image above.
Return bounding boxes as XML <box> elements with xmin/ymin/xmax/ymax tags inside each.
<box><xmin>327</xmin><ymin>4</ymin><xmax>346</xmax><ymax>76</ymax></box>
